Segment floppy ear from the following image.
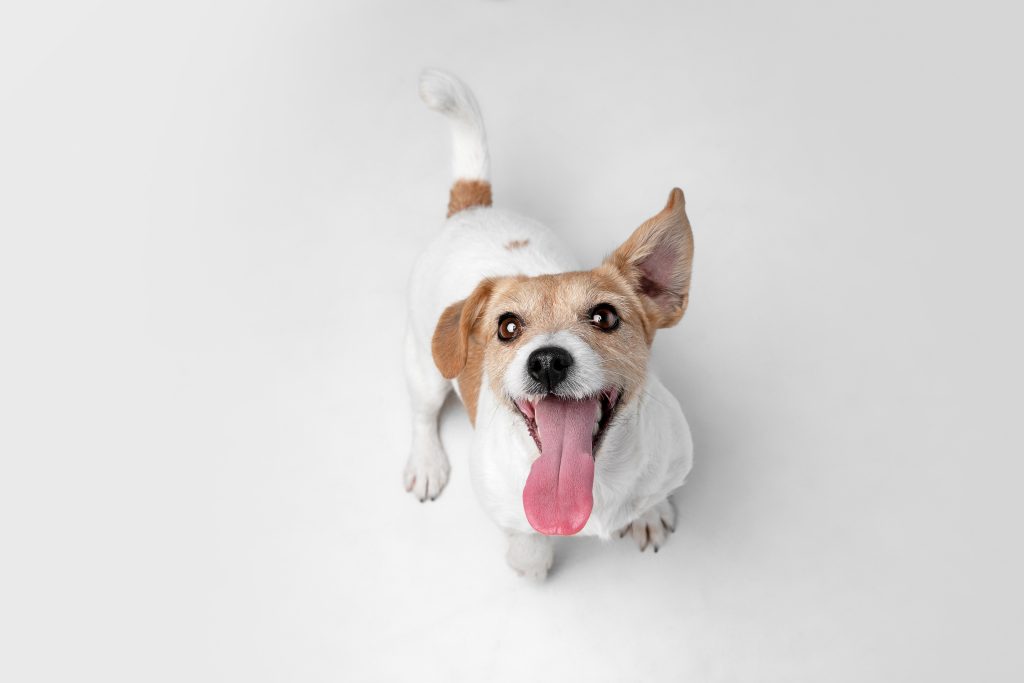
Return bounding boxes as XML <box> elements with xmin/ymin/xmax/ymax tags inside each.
<box><xmin>606</xmin><ymin>188</ymin><xmax>694</xmax><ymax>329</ymax></box>
<box><xmin>431</xmin><ymin>279</ymin><xmax>494</xmax><ymax>379</ymax></box>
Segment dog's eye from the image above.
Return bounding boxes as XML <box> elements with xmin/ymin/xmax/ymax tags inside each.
<box><xmin>589</xmin><ymin>304</ymin><xmax>620</xmax><ymax>332</ymax></box>
<box><xmin>497</xmin><ymin>313</ymin><xmax>524</xmax><ymax>341</ymax></box>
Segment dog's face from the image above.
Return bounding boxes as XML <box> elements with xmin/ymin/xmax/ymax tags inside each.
<box><xmin>432</xmin><ymin>189</ymin><xmax>693</xmax><ymax>536</ymax></box>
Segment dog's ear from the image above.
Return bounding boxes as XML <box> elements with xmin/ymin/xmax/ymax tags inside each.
<box><xmin>606</xmin><ymin>188</ymin><xmax>694</xmax><ymax>329</ymax></box>
<box><xmin>432</xmin><ymin>279</ymin><xmax>494</xmax><ymax>379</ymax></box>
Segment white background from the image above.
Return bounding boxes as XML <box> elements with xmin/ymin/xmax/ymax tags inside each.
<box><xmin>2</xmin><ymin>1</ymin><xmax>1022</xmax><ymax>681</ymax></box>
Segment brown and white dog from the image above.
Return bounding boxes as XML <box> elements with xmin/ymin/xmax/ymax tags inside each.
<box><xmin>404</xmin><ymin>70</ymin><xmax>694</xmax><ymax>579</ymax></box>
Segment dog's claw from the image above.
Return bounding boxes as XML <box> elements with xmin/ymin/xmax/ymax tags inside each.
<box><xmin>619</xmin><ymin>499</ymin><xmax>676</xmax><ymax>553</ymax></box>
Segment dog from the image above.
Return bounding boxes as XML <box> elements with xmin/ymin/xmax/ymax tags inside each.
<box><xmin>403</xmin><ymin>70</ymin><xmax>694</xmax><ymax>580</ymax></box>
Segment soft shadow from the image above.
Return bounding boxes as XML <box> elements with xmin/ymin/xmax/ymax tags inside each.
<box><xmin>654</xmin><ymin>349</ymin><xmax>752</xmax><ymax>541</ymax></box>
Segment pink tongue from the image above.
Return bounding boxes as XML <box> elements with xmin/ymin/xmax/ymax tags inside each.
<box><xmin>522</xmin><ymin>397</ymin><xmax>598</xmax><ymax>535</ymax></box>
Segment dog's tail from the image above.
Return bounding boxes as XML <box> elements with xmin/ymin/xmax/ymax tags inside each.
<box><xmin>419</xmin><ymin>69</ymin><xmax>492</xmax><ymax>217</ymax></box>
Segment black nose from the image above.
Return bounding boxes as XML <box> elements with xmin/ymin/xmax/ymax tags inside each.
<box><xmin>527</xmin><ymin>346</ymin><xmax>574</xmax><ymax>391</ymax></box>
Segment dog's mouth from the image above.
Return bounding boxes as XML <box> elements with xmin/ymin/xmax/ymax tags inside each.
<box><xmin>514</xmin><ymin>388</ymin><xmax>621</xmax><ymax>457</ymax></box>
<box><xmin>513</xmin><ymin>389</ymin><xmax>620</xmax><ymax>536</ymax></box>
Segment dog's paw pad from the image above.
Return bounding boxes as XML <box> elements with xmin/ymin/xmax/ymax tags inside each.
<box><xmin>403</xmin><ymin>455</ymin><xmax>450</xmax><ymax>502</ymax></box>
<box><xmin>618</xmin><ymin>499</ymin><xmax>676</xmax><ymax>552</ymax></box>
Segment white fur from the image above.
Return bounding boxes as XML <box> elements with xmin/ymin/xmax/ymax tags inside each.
<box><xmin>466</xmin><ymin>369</ymin><xmax>692</xmax><ymax>538</ymax></box>
<box><xmin>419</xmin><ymin>69</ymin><xmax>489</xmax><ymax>181</ymax></box>
<box><xmin>502</xmin><ymin>330</ymin><xmax>607</xmax><ymax>401</ymax></box>
<box><xmin>402</xmin><ymin>326</ymin><xmax>451</xmax><ymax>502</ymax></box>
<box><xmin>404</xmin><ymin>70</ymin><xmax>693</xmax><ymax>574</ymax></box>
<box><xmin>505</xmin><ymin>530</ymin><xmax>554</xmax><ymax>580</ymax></box>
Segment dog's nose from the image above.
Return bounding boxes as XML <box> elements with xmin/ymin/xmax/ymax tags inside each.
<box><xmin>527</xmin><ymin>346</ymin><xmax>574</xmax><ymax>391</ymax></box>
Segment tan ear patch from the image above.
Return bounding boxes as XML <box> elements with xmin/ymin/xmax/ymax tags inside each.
<box><xmin>447</xmin><ymin>179</ymin><xmax>493</xmax><ymax>217</ymax></box>
<box><xmin>431</xmin><ymin>279</ymin><xmax>495</xmax><ymax>379</ymax></box>
<box><xmin>457</xmin><ymin>338</ymin><xmax>484</xmax><ymax>425</ymax></box>
<box><xmin>431</xmin><ymin>300</ymin><xmax>466</xmax><ymax>379</ymax></box>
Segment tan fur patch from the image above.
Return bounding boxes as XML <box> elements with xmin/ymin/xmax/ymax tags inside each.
<box><xmin>429</xmin><ymin>280</ymin><xmax>490</xmax><ymax>423</ymax></box>
<box><xmin>477</xmin><ymin>272</ymin><xmax>651</xmax><ymax>410</ymax></box>
<box><xmin>457</xmin><ymin>336</ymin><xmax>485</xmax><ymax>424</ymax></box>
<box><xmin>447</xmin><ymin>179</ymin><xmax>493</xmax><ymax>217</ymax></box>
<box><xmin>431</xmin><ymin>280</ymin><xmax>494</xmax><ymax>380</ymax></box>
<box><xmin>504</xmin><ymin>239</ymin><xmax>530</xmax><ymax>250</ymax></box>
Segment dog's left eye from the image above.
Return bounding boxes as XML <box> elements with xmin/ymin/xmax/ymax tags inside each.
<box><xmin>589</xmin><ymin>304</ymin><xmax>620</xmax><ymax>332</ymax></box>
<box><xmin>497</xmin><ymin>313</ymin><xmax>524</xmax><ymax>341</ymax></box>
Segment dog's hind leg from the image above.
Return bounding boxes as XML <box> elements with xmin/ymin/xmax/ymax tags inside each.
<box><xmin>505</xmin><ymin>530</ymin><xmax>554</xmax><ymax>580</ymax></box>
<box><xmin>402</xmin><ymin>326</ymin><xmax>452</xmax><ymax>501</ymax></box>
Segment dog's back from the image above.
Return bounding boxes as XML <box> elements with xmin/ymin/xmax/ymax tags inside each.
<box><xmin>410</xmin><ymin>71</ymin><xmax>579</xmax><ymax>347</ymax></box>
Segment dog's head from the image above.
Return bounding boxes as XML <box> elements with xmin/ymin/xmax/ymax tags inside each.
<box><xmin>431</xmin><ymin>188</ymin><xmax>693</xmax><ymax>535</ymax></box>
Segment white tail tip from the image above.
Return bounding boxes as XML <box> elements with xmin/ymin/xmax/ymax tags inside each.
<box><xmin>419</xmin><ymin>69</ymin><xmax>490</xmax><ymax>181</ymax></box>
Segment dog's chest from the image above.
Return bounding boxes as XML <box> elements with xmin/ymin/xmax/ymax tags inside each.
<box><xmin>466</xmin><ymin>374</ymin><xmax>694</xmax><ymax>538</ymax></box>
<box><xmin>466</xmin><ymin>380</ymin><xmax>634</xmax><ymax>537</ymax></box>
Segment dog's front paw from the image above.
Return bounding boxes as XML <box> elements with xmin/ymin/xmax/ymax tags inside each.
<box><xmin>506</xmin><ymin>531</ymin><xmax>554</xmax><ymax>581</ymax></box>
<box><xmin>403</xmin><ymin>449</ymin><xmax>450</xmax><ymax>502</ymax></box>
<box><xmin>618</xmin><ymin>498</ymin><xmax>676</xmax><ymax>552</ymax></box>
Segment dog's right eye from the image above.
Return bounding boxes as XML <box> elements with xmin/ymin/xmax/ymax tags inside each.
<box><xmin>497</xmin><ymin>313</ymin><xmax>523</xmax><ymax>342</ymax></box>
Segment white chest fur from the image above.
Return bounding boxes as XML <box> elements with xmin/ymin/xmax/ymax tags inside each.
<box><xmin>468</xmin><ymin>370</ymin><xmax>693</xmax><ymax>538</ymax></box>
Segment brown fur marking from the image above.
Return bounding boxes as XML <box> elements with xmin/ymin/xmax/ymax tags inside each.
<box><xmin>447</xmin><ymin>179</ymin><xmax>493</xmax><ymax>217</ymax></box>
<box><xmin>504</xmin><ymin>239</ymin><xmax>530</xmax><ymax>250</ymax></box>
<box><xmin>457</xmin><ymin>336</ymin><xmax>484</xmax><ymax>425</ymax></box>
<box><xmin>431</xmin><ymin>280</ymin><xmax>492</xmax><ymax>424</ymax></box>
<box><xmin>431</xmin><ymin>280</ymin><xmax>494</xmax><ymax>380</ymax></box>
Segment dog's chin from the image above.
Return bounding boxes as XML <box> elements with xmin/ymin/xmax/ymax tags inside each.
<box><xmin>513</xmin><ymin>388</ymin><xmax>621</xmax><ymax>458</ymax></box>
